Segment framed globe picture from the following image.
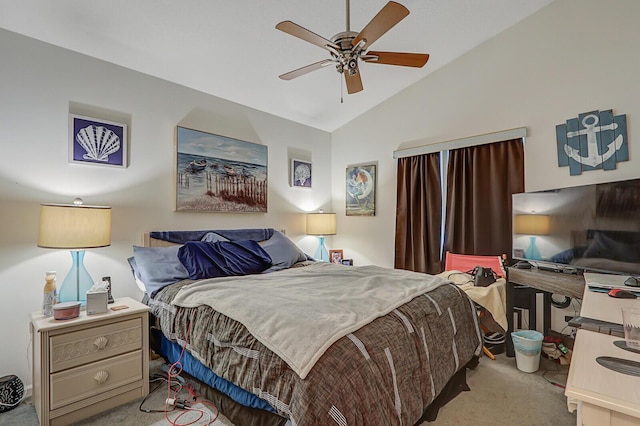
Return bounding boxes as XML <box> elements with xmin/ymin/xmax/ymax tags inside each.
<box><xmin>291</xmin><ymin>159</ymin><xmax>312</xmax><ymax>188</ymax></box>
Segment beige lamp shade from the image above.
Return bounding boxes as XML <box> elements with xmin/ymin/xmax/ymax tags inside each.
<box><xmin>514</xmin><ymin>214</ymin><xmax>550</xmax><ymax>236</ymax></box>
<box><xmin>306</xmin><ymin>212</ymin><xmax>337</xmax><ymax>236</ymax></box>
<box><xmin>38</xmin><ymin>203</ymin><xmax>112</xmax><ymax>249</ymax></box>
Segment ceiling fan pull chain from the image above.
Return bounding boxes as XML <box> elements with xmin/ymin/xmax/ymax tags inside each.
<box><xmin>340</xmin><ymin>74</ymin><xmax>344</xmax><ymax>103</ymax></box>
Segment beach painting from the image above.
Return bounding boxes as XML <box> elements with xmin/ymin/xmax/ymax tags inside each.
<box><xmin>176</xmin><ymin>127</ymin><xmax>268</xmax><ymax>212</ymax></box>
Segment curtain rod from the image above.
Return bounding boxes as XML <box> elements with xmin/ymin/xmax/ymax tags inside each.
<box><xmin>392</xmin><ymin>127</ymin><xmax>527</xmax><ymax>159</ymax></box>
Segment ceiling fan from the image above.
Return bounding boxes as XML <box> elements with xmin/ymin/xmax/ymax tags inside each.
<box><xmin>276</xmin><ymin>0</ymin><xmax>429</xmax><ymax>95</ymax></box>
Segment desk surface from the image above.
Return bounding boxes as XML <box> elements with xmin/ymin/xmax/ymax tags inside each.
<box><xmin>582</xmin><ymin>273</ymin><xmax>640</xmax><ymax>324</ymax></box>
<box><xmin>565</xmin><ymin>329</ymin><xmax>640</xmax><ymax>419</ymax></box>
<box><xmin>508</xmin><ymin>267</ymin><xmax>585</xmax><ymax>298</ymax></box>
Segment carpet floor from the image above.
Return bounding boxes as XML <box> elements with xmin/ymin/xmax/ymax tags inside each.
<box><xmin>1</xmin><ymin>353</ymin><xmax>575</xmax><ymax>425</ymax></box>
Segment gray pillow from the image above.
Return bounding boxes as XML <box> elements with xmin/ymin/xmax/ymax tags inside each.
<box><xmin>260</xmin><ymin>231</ymin><xmax>307</xmax><ymax>273</ymax></box>
<box><xmin>201</xmin><ymin>232</ymin><xmax>230</xmax><ymax>243</ymax></box>
<box><xmin>132</xmin><ymin>245</ymin><xmax>189</xmax><ymax>297</ymax></box>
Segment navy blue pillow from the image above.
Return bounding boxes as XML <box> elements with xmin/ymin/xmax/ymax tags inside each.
<box><xmin>178</xmin><ymin>240</ymin><xmax>272</xmax><ymax>280</ymax></box>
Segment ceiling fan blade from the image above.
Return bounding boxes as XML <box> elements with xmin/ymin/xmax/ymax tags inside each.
<box><xmin>352</xmin><ymin>1</ymin><xmax>409</xmax><ymax>49</ymax></box>
<box><xmin>276</xmin><ymin>21</ymin><xmax>340</xmax><ymax>51</ymax></box>
<box><xmin>279</xmin><ymin>59</ymin><xmax>334</xmax><ymax>80</ymax></box>
<box><xmin>363</xmin><ymin>51</ymin><xmax>430</xmax><ymax>67</ymax></box>
<box><xmin>344</xmin><ymin>69</ymin><xmax>364</xmax><ymax>94</ymax></box>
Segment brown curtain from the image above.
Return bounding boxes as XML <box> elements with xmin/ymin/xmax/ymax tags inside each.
<box><xmin>394</xmin><ymin>153</ymin><xmax>442</xmax><ymax>274</ymax></box>
<box><xmin>443</xmin><ymin>139</ymin><xmax>524</xmax><ymax>262</ymax></box>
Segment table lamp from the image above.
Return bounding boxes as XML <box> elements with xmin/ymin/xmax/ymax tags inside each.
<box><xmin>514</xmin><ymin>214</ymin><xmax>550</xmax><ymax>261</ymax></box>
<box><xmin>306</xmin><ymin>211</ymin><xmax>336</xmax><ymax>262</ymax></box>
<box><xmin>37</xmin><ymin>199</ymin><xmax>111</xmax><ymax>306</ymax></box>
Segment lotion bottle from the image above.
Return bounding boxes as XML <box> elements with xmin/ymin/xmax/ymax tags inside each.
<box><xmin>43</xmin><ymin>271</ymin><xmax>57</xmax><ymax>317</ymax></box>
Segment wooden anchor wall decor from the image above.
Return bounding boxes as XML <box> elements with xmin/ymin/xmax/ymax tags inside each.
<box><xmin>556</xmin><ymin>109</ymin><xmax>628</xmax><ymax>176</ymax></box>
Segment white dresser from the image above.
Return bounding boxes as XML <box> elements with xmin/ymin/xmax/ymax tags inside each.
<box><xmin>30</xmin><ymin>297</ymin><xmax>150</xmax><ymax>426</ymax></box>
<box><xmin>565</xmin><ymin>273</ymin><xmax>640</xmax><ymax>426</ymax></box>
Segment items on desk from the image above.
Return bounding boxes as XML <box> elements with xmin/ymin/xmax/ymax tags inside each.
<box><xmin>607</xmin><ymin>288</ymin><xmax>637</xmax><ymax>299</ymax></box>
<box><xmin>613</xmin><ymin>340</ymin><xmax>640</xmax><ymax>354</ymax></box>
<box><xmin>567</xmin><ymin>315</ymin><xmax>625</xmax><ymax>337</ymax></box>
<box><xmin>624</xmin><ymin>276</ymin><xmax>640</xmax><ymax>287</ymax></box>
<box><xmin>621</xmin><ymin>307</ymin><xmax>640</xmax><ymax>349</ymax></box>
<box><xmin>512</xmin><ymin>260</ymin><xmax>532</xmax><ymax>269</ymax></box>
<box><xmin>589</xmin><ymin>285</ymin><xmax>640</xmax><ymax>298</ymax></box>
<box><xmin>595</xmin><ymin>356</ymin><xmax>640</xmax><ymax>377</ymax></box>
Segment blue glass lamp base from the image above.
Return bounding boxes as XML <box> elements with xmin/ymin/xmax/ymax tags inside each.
<box><xmin>524</xmin><ymin>236</ymin><xmax>542</xmax><ymax>261</ymax></box>
<box><xmin>58</xmin><ymin>250</ymin><xmax>95</xmax><ymax>306</ymax></box>
<box><xmin>314</xmin><ymin>236</ymin><xmax>329</xmax><ymax>262</ymax></box>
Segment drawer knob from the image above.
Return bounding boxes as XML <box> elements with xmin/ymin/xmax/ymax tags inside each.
<box><xmin>93</xmin><ymin>336</ymin><xmax>109</xmax><ymax>350</ymax></box>
<box><xmin>94</xmin><ymin>370</ymin><xmax>109</xmax><ymax>384</ymax></box>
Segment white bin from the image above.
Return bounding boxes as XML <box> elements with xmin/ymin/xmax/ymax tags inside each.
<box><xmin>511</xmin><ymin>330</ymin><xmax>544</xmax><ymax>373</ymax></box>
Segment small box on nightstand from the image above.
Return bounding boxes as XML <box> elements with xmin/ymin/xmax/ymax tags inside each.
<box><xmin>86</xmin><ymin>291</ymin><xmax>108</xmax><ymax>315</ymax></box>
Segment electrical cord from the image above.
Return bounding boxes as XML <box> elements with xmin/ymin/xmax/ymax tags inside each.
<box><xmin>139</xmin><ymin>377</ymin><xmax>182</xmax><ymax>413</ymax></box>
<box><xmin>542</xmin><ymin>370</ymin><xmax>566</xmax><ymax>389</ymax></box>
<box><xmin>551</xmin><ymin>294</ymin><xmax>572</xmax><ymax>309</ymax></box>
<box><xmin>163</xmin><ymin>319</ymin><xmax>220</xmax><ymax>426</ymax></box>
<box><xmin>139</xmin><ymin>318</ymin><xmax>220</xmax><ymax>425</ymax></box>
<box><xmin>446</xmin><ymin>272</ymin><xmax>474</xmax><ymax>285</ymax></box>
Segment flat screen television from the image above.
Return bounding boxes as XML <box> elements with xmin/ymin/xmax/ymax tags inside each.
<box><xmin>512</xmin><ymin>178</ymin><xmax>640</xmax><ymax>276</ymax></box>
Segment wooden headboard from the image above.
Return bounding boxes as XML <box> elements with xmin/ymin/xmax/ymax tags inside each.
<box><xmin>142</xmin><ymin>233</ymin><xmax>180</xmax><ymax>247</ymax></box>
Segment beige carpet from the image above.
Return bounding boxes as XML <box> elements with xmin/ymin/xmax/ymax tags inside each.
<box><xmin>428</xmin><ymin>353</ymin><xmax>575</xmax><ymax>426</ymax></box>
<box><xmin>1</xmin><ymin>353</ymin><xmax>575</xmax><ymax>425</ymax></box>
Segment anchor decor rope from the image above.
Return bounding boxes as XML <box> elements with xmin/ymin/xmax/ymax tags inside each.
<box><xmin>555</xmin><ymin>108</ymin><xmax>629</xmax><ymax>176</ymax></box>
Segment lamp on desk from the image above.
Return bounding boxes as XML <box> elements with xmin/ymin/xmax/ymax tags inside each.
<box><xmin>38</xmin><ymin>199</ymin><xmax>111</xmax><ymax>306</ymax></box>
<box><xmin>306</xmin><ymin>210</ymin><xmax>336</xmax><ymax>262</ymax></box>
<box><xmin>514</xmin><ymin>214</ymin><xmax>550</xmax><ymax>261</ymax></box>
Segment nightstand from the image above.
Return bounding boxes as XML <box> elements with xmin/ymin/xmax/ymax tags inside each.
<box><xmin>30</xmin><ymin>297</ymin><xmax>150</xmax><ymax>426</ymax></box>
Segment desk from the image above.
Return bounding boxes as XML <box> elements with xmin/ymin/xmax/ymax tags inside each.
<box><xmin>580</xmin><ymin>273</ymin><xmax>640</xmax><ymax>323</ymax></box>
<box><xmin>506</xmin><ymin>268</ymin><xmax>585</xmax><ymax>357</ymax></box>
<box><xmin>565</xmin><ymin>273</ymin><xmax>640</xmax><ymax>425</ymax></box>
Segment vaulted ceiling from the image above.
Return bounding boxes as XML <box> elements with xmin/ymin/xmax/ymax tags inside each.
<box><xmin>0</xmin><ymin>0</ymin><xmax>554</xmax><ymax>132</ymax></box>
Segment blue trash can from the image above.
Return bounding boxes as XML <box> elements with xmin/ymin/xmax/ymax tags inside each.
<box><xmin>511</xmin><ymin>330</ymin><xmax>544</xmax><ymax>373</ymax></box>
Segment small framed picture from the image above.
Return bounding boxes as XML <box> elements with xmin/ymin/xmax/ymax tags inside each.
<box><xmin>341</xmin><ymin>259</ymin><xmax>353</xmax><ymax>266</ymax></box>
<box><xmin>69</xmin><ymin>114</ymin><xmax>127</xmax><ymax>168</ymax></box>
<box><xmin>513</xmin><ymin>249</ymin><xmax>525</xmax><ymax>259</ymax></box>
<box><xmin>329</xmin><ymin>249</ymin><xmax>344</xmax><ymax>264</ymax></box>
<box><xmin>291</xmin><ymin>159</ymin><xmax>312</xmax><ymax>188</ymax></box>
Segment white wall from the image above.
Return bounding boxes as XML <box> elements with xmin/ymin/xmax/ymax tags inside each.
<box><xmin>3</xmin><ymin>0</ymin><xmax>640</xmax><ymax>391</ymax></box>
<box><xmin>331</xmin><ymin>0</ymin><xmax>640</xmax><ymax>329</ymax></box>
<box><xmin>331</xmin><ymin>0</ymin><xmax>640</xmax><ymax>267</ymax></box>
<box><xmin>0</xmin><ymin>29</ymin><xmax>331</xmax><ymax>389</ymax></box>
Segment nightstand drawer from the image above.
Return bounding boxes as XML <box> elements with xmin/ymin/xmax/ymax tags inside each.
<box><xmin>50</xmin><ymin>350</ymin><xmax>142</xmax><ymax>410</ymax></box>
<box><xmin>50</xmin><ymin>318</ymin><xmax>142</xmax><ymax>373</ymax></box>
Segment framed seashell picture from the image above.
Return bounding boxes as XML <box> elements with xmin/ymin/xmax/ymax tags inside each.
<box><xmin>291</xmin><ymin>159</ymin><xmax>312</xmax><ymax>188</ymax></box>
<box><xmin>69</xmin><ymin>114</ymin><xmax>127</xmax><ymax>168</ymax></box>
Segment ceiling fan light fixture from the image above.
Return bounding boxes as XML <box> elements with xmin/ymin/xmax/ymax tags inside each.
<box><xmin>276</xmin><ymin>1</ymin><xmax>429</xmax><ymax>94</ymax></box>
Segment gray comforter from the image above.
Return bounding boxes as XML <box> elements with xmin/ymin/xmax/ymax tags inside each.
<box><xmin>147</xmin><ymin>265</ymin><xmax>482</xmax><ymax>425</ymax></box>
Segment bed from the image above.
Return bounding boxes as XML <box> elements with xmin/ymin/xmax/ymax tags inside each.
<box><xmin>131</xmin><ymin>228</ymin><xmax>482</xmax><ymax>425</ymax></box>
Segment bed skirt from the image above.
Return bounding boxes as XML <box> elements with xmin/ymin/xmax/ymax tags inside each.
<box><xmin>152</xmin><ymin>330</ymin><xmax>479</xmax><ymax>426</ymax></box>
